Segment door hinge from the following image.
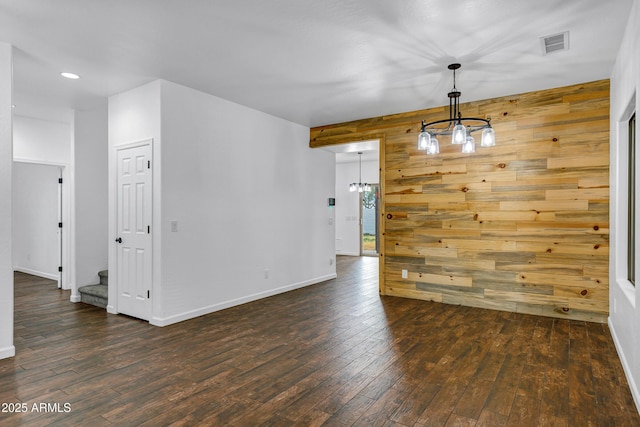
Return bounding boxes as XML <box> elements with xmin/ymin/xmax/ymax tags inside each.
<box><xmin>58</xmin><ymin>266</ymin><xmax>63</xmax><ymax>272</ymax></box>
<box><xmin>58</xmin><ymin>178</ymin><xmax>63</xmax><ymax>184</ymax></box>
<box><xmin>58</xmin><ymin>222</ymin><xmax>63</xmax><ymax>228</ymax></box>
<box><xmin>147</xmin><ymin>290</ymin><xmax>150</xmax><ymax>298</ymax></box>
<box><xmin>147</xmin><ymin>160</ymin><xmax>151</xmax><ymax>169</ymax></box>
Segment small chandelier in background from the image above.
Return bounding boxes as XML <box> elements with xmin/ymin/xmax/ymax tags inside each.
<box><xmin>349</xmin><ymin>152</ymin><xmax>371</xmax><ymax>193</ymax></box>
<box><xmin>417</xmin><ymin>63</ymin><xmax>496</xmax><ymax>155</ymax></box>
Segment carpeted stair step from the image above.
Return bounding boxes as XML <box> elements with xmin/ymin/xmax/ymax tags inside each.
<box><xmin>79</xmin><ymin>270</ymin><xmax>108</xmax><ymax>309</ymax></box>
<box><xmin>98</xmin><ymin>270</ymin><xmax>108</xmax><ymax>286</ymax></box>
<box><xmin>78</xmin><ymin>284</ymin><xmax>107</xmax><ymax>308</ymax></box>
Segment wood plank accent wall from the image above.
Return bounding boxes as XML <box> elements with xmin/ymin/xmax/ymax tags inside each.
<box><xmin>311</xmin><ymin>80</ymin><xmax>610</xmax><ymax>323</ymax></box>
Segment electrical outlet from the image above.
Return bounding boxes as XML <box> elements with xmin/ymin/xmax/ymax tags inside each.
<box><xmin>264</xmin><ymin>269</ymin><xmax>269</xmax><ymax>279</ymax></box>
<box><xmin>329</xmin><ymin>258</ymin><xmax>333</xmax><ymax>266</ymax></box>
<box><xmin>402</xmin><ymin>269</ymin><xmax>408</xmax><ymax>279</ymax></box>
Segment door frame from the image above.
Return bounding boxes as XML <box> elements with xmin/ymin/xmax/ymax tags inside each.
<box><xmin>109</xmin><ymin>138</ymin><xmax>154</xmax><ymax>319</ymax></box>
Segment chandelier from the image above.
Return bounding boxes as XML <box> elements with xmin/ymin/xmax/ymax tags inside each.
<box><xmin>417</xmin><ymin>63</ymin><xmax>496</xmax><ymax>155</ymax></box>
<box><xmin>349</xmin><ymin>152</ymin><xmax>371</xmax><ymax>192</ymax></box>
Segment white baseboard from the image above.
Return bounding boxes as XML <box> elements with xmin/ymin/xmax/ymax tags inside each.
<box><xmin>0</xmin><ymin>345</ymin><xmax>15</xmax><ymax>360</ymax></box>
<box><xmin>13</xmin><ymin>266</ymin><xmax>58</xmax><ymax>281</ymax></box>
<box><xmin>150</xmin><ymin>273</ymin><xmax>337</xmax><ymax>327</ymax></box>
<box><xmin>70</xmin><ymin>294</ymin><xmax>81</xmax><ymax>303</ymax></box>
<box><xmin>609</xmin><ymin>317</ymin><xmax>640</xmax><ymax>415</ymax></box>
<box><xmin>336</xmin><ymin>251</ymin><xmax>360</xmax><ymax>257</ymax></box>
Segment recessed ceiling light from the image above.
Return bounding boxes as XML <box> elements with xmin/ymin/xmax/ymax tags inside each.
<box><xmin>61</xmin><ymin>72</ymin><xmax>80</xmax><ymax>79</ymax></box>
<box><xmin>11</xmin><ymin>104</ymin><xmax>15</xmax><ymax>108</ymax></box>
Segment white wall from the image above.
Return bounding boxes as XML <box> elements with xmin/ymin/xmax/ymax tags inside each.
<box><xmin>108</xmin><ymin>79</ymin><xmax>336</xmax><ymax>325</ymax></box>
<box><xmin>13</xmin><ymin>115</ymin><xmax>71</xmax><ymax>164</ymax></box>
<box><xmin>335</xmin><ymin>158</ymin><xmax>378</xmax><ymax>256</ymax></box>
<box><xmin>12</xmin><ymin>163</ymin><xmax>60</xmax><ymax>279</ymax></box>
<box><xmin>74</xmin><ymin>106</ymin><xmax>108</xmax><ymax>290</ymax></box>
<box><xmin>0</xmin><ymin>42</ymin><xmax>14</xmax><ymax>360</ymax></box>
<box><xmin>157</xmin><ymin>80</ymin><xmax>336</xmax><ymax>324</ymax></box>
<box><xmin>609</xmin><ymin>0</ymin><xmax>640</xmax><ymax>412</ymax></box>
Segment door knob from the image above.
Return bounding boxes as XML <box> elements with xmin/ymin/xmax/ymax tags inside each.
<box><xmin>115</xmin><ymin>237</ymin><xmax>122</xmax><ymax>243</ymax></box>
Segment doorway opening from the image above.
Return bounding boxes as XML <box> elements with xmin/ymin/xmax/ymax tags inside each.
<box><xmin>317</xmin><ymin>139</ymin><xmax>380</xmax><ymax>258</ymax></box>
<box><xmin>12</xmin><ymin>161</ymin><xmax>65</xmax><ymax>288</ymax></box>
<box><xmin>361</xmin><ymin>184</ymin><xmax>379</xmax><ymax>256</ymax></box>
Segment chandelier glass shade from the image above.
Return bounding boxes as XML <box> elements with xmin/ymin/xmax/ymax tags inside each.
<box><xmin>417</xmin><ymin>63</ymin><xmax>496</xmax><ymax>155</ymax></box>
<box><xmin>349</xmin><ymin>152</ymin><xmax>371</xmax><ymax>193</ymax></box>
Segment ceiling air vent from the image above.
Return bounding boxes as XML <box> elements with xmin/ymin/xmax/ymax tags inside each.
<box><xmin>541</xmin><ymin>31</ymin><xmax>569</xmax><ymax>55</ymax></box>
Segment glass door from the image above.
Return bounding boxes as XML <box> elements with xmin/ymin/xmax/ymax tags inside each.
<box><xmin>361</xmin><ymin>184</ymin><xmax>379</xmax><ymax>256</ymax></box>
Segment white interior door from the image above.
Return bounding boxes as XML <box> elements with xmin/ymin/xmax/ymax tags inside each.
<box><xmin>116</xmin><ymin>143</ymin><xmax>152</xmax><ymax>321</ymax></box>
<box><xmin>12</xmin><ymin>162</ymin><xmax>63</xmax><ymax>282</ymax></box>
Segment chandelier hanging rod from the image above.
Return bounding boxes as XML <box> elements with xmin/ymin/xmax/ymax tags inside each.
<box><xmin>349</xmin><ymin>152</ymin><xmax>371</xmax><ymax>193</ymax></box>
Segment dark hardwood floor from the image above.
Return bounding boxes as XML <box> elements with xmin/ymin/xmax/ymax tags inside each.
<box><xmin>1</xmin><ymin>256</ymin><xmax>639</xmax><ymax>426</ymax></box>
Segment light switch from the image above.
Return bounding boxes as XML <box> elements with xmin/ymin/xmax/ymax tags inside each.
<box><xmin>171</xmin><ymin>221</ymin><xmax>178</xmax><ymax>232</ymax></box>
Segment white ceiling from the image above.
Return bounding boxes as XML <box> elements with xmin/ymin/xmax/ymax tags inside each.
<box><xmin>1</xmin><ymin>0</ymin><xmax>633</xmax><ymax>127</ymax></box>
